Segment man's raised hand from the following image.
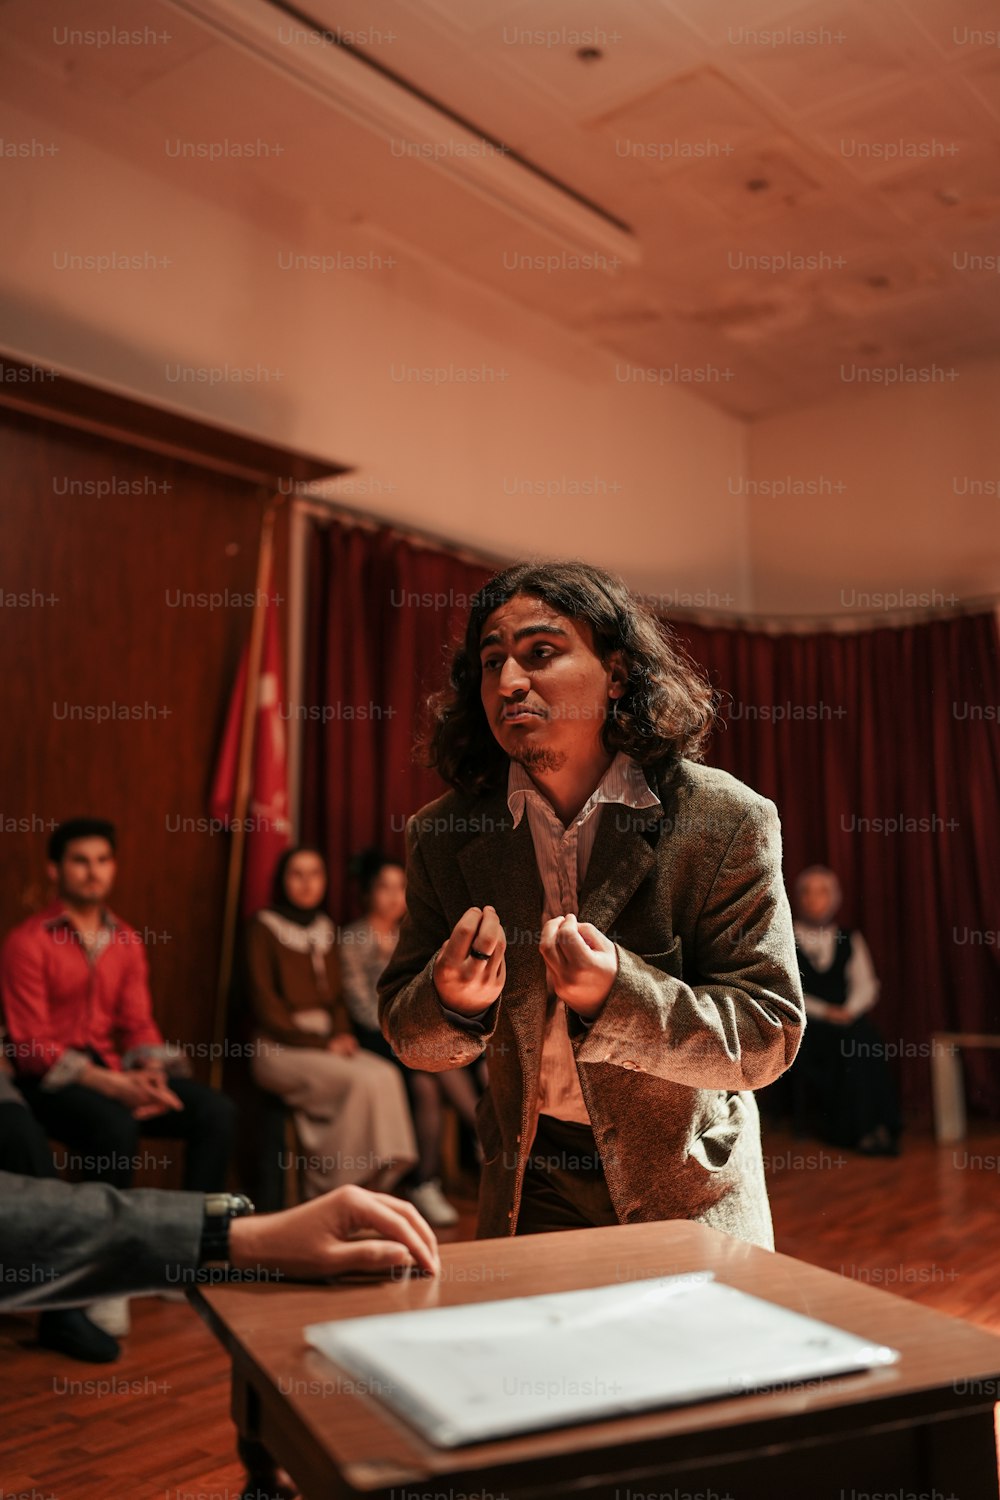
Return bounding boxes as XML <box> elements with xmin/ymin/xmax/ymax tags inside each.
<box><xmin>432</xmin><ymin>905</ymin><xmax>507</xmax><ymax>1017</ymax></box>
<box><xmin>539</xmin><ymin>912</ymin><xmax>618</xmax><ymax>1020</ymax></box>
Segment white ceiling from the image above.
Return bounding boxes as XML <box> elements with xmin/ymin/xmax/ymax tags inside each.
<box><xmin>3</xmin><ymin>0</ymin><xmax>1000</xmax><ymax>417</ymax></box>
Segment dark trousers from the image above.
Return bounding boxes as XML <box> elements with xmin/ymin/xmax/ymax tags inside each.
<box><xmin>515</xmin><ymin>1114</ymin><xmax>619</xmax><ymax>1235</ymax></box>
<box><xmin>19</xmin><ymin>1073</ymin><xmax>236</xmax><ymax>1191</ymax></box>
<box><xmin>793</xmin><ymin>1014</ymin><xmax>902</xmax><ymax>1149</ymax></box>
<box><xmin>0</xmin><ymin>1099</ymin><xmax>57</xmax><ymax>1178</ymax></box>
<box><xmin>355</xmin><ymin>1024</ymin><xmax>427</xmax><ymax>1189</ymax></box>
<box><xmin>355</xmin><ymin>1024</ymin><xmax>398</xmax><ymax>1065</ymax></box>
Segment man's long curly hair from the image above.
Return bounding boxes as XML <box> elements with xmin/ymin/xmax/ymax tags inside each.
<box><xmin>416</xmin><ymin>559</ymin><xmax>717</xmax><ymax>798</ymax></box>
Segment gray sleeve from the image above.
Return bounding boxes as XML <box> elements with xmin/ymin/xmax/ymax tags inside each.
<box><xmin>573</xmin><ymin>798</ymin><xmax>805</xmax><ymax>1091</ymax></box>
<box><xmin>338</xmin><ymin>929</ymin><xmax>381</xmax><ymax>1031</ymax></box>
<box><xmin>120</xmin><ymin>1041</ymin><xmax>193</xmax><ymax>1078</ymax></box>
<box><xmin>0</xmin><ymin>1172</ymin><xmax>204</xmax><ymax>1310</ymax></box>
<box><xmin>379</xmin><ymin>818</ymin><xmax>500</xmax><ymax>1070</ymax></box>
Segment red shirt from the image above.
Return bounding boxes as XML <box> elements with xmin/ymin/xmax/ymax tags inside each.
<box><xmin>1</xmin><ymin>902</ymin><xmax>164</xmax><ymax>1082</ymax></box>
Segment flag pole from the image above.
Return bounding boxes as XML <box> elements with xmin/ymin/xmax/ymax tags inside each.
<box><xmin>209</xmin><ymin>503</ymin><xmax>276</xmax><ymax>1091</ymax></box>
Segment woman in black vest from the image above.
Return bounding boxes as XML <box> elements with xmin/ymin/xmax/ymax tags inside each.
<box><xmin>792</xmin><ymin>866</ymin><xmax>901</xmax><ymax>1155</ymax></box>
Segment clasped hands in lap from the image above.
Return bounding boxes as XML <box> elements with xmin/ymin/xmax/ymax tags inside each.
<box><xmin>82</xmin><ymin>1060</ymin><xmax>183</xmax><ymax>1120</ymax></box>
<box><xmin>433</xmin><ymin>905</ymin><xmax>618</xmax><ymax>1021</ymax></box>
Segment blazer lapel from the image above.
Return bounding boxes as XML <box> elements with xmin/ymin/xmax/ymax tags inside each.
<box><xmin>456</xmin><ymin>789</ymin><xmax>548</xmax><ymax>1073</ymax></box>
<box><xmin>577</xmin><ymin>801</ymin><xmax>661</xmax><ymax>938</ymax></box>
<box><xmin>455</xmin><ymin>775</ymin><xmax>665</xmax><ymax>1077</ymax></box>
<box><xmin>454</xmin><ymin>786</ymin><xmax>535</xmax><ymax>918</ymax></box>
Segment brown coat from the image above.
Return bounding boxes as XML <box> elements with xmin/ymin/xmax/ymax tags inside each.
<box><xmin>378</xmin><ymin>758</ymin><xmax>805</xmax><ymax>1248</ymax></box>
<box><xmin>246</xmin><ymin>915</ymin><xmax>351</xmax><ymax>1049</ymax></box>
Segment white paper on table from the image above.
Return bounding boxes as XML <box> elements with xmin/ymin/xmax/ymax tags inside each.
<box><xmin>303</xmin><ymin>1272</ymin><xmax>899</xmax><ymax>1448</ymax></box>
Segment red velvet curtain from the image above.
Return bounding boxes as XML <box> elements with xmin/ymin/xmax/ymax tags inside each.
<box><xmin>301</xmin><ymin>517</ymin><xmax>1000</xmax><ymax>1117</ymax></box>
<box><xmin>300</xmin><ymin>519</ymin><xmax>491</xmax><ymax>922</ymax></box>
<box><xmin>671</xmin><ymin>612</ymin><xmax>1000</xmax><ymax>1118</ymax></box>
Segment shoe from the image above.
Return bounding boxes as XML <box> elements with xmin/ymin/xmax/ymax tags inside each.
<box><xmin>857</xmin><ymin>1126</ymin><xmax>899</xmax><ymax>1157</ymax></box>
<box><xmin>38</xmin><ymin>1309</ymin><xmax>119</xmax><ymax>1363</ymax></box>
<box><xmin>405</xmin><ymin>1178</ymin><xmax>459</xmax><ymax>1228</ymax></box>
<box><xmin>87</xmin><ymin>1296</ymin><xmax>131</xmax><ymax>1337</ymax></box>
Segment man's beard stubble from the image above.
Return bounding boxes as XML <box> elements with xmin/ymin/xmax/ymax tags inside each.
<box><xmin>508</xmin><ymin>744</ymin><xmax>567</xmax><ymax>775</ymax></box>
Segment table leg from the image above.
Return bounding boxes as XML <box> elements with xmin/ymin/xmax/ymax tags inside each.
<box><xmin>232</xmin><ymin>1368</ymin><xmax>297</xmax><ymax>1500</ymax></box>
<box><xmin>236</xmin><ymin>1434</ymin><xmax>297</xmax><ymax>1500</ymax></box>
<box><xmin>931</xmin><ymin>1038</ymin><xmax>966</xmax><ymax>1143</ymax></box>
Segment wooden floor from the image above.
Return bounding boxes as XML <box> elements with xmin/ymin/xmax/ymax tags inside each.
<box><xmin>3</xmin><ymin>1120</ymin><xmax>999</xmax><ymax>1498</ymax></box>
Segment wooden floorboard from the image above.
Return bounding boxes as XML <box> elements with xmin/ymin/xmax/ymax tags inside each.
<box><xmin>3</xmin><ymin>1121</ymin><xmax>998</xmax><ymax>1497</ymax></box>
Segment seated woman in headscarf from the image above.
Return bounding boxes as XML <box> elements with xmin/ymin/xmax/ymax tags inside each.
<box><xmin>792</xmin><ymin>865</ymin><xmax>901</xmax><ymax>1156</ymax></box>
<box><xmin>247</xmin><ymin>847</ymin><xmax>417</xmax><ymax>1199</ymax></box>
<box><xmin>340</xmin><ymin>848</ymin><xmax>485</xmax><ymax>1228</ymax></box>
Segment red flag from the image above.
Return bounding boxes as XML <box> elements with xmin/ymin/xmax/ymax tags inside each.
<box><xmin>209</xmin><ymin>578</ymin><xmax>291</xmax><ymax>917</ymax></box>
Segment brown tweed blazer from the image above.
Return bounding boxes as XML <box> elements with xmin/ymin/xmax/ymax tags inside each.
<box><xmin>378</xmin><ymin>757</ymin><xmax>805</xmax><ymax>1249</ymax></box>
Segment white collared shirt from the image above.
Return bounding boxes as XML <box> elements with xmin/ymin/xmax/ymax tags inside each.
<box><xmin>507</xmin><ymin>750</ymin><xmax>662</xmax><ymax>1132</ymax></box>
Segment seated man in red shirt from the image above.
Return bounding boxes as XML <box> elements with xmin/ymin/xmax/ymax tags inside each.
<box><xmin>1</xmin><ymin>818</ymin><xmax>235</xmax><ymax>1196</ymax></box>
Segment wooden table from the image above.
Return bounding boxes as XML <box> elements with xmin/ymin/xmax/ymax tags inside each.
<box><xmin>192</xmin><ymin>1220</ymin><xmax>1000</xmax><ymax>1500</ymax></box>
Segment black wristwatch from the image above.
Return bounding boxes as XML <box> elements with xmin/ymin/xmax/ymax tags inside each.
<box><xmin>199</xmin><ymin>1192</ymin><xmax>255</xmax><ymax>1266</ymax></box>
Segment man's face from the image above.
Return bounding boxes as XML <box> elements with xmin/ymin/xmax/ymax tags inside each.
<box><xmin>478</xmin><ymin>592</ymin><xmax>624</xmax><ymax>775</ymax></box>
<box><xmin>49</xmin><ymin>838</ymin><xmax>116</xmax><ymax>906</ymax></box>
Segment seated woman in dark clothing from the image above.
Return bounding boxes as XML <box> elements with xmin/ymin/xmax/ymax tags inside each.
<box><xmin>792</xmin><ymin>865</ymin><xmax>901</xmax><ymax>1156</ymax></box>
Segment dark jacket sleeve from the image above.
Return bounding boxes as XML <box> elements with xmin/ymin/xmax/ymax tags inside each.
<box><xmin>0</xmin><ymin>1172</ymin><xmax>204</xmax><ymax>1309</ymax></box>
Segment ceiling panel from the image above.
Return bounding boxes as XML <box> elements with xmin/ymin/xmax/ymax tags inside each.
<box><xmin>805</xmin><ymin>81</ymin><xmax>993</xmax><ymax>184</ymax></box>
<box><xmin>656</xmin><ymin>0</ymin><xmax>811</xmax><ymax>49</ymax></box>
<box><xmin>955</xmin><ymin>52</ymin><xmax>1000</xmax><ymax>122</ymax></box>
<box><xmin>3</xmin><ymin>0</ymin><xmax>999</xmax><ymax>418</ymax></box>
<box><xmin>721</xmin><ymin>1</ymin><xmax>927</xmax><ymax>116</ymax></box>
<box><xmin>483</xmin><ymin>0</ymin><xmax>701</xmax><ymax>115</ymax></box>
<box><xmin>893</xmin><ymin>0</ymin><xmax>1000</xmax><ymax>60</ymax></box>
<box><xmin>875</xmin><ymin>146</ymin><xmax>1000</xmax><ymax>227</ymax></box>
<box><xmin>590</xmin><ymin>67</ymin><xmax>778</xmax><ymax>162</ymax></box>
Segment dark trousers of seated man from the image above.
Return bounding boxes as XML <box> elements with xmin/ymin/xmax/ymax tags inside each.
<box><xmin>18</xmin><ymin>1054</ymin><xmax>236</xmax><ymax>1191</ymax></box>
<box><xmin>0</xmin><ymin>1095</ymin><xmax>58</xmax><ymax>1179</ymax></box>
<box><xmin>515</xmin><ymin>1114</ymin><xmax>619</xmax><ymax>1235</ymax></box>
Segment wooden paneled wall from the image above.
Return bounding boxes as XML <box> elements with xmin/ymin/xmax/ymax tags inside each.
<box><xmin>1</xmin><ymin>406</ymin><xmax>290</xmax><ymax>1077</ymax></box>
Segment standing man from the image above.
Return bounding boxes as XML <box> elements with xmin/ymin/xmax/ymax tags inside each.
<box><xmin>379</xmin><ymin>561</ymin><xmax>804</xmax><ymax>1248</ymax></box>
<box><xmin>2</xmin><ymin>818</ymin><xmax>235</xmax><ymax>1195</ymax></box>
